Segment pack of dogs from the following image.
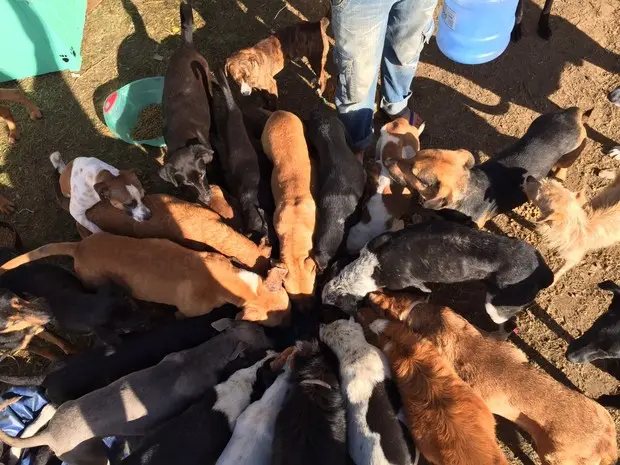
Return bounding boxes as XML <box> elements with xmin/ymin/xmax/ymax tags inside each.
<box><xmin>0</xmin><ymin>1</ymin><xmax>619</xmax><ymax>465</ymax></box>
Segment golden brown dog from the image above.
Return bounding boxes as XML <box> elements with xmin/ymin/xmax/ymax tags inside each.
<box><xmin>0</xmin><ymin>234</ymin><xmax>291</xmax><ymax>326</ymax></box>
<box><xmin>369</xmin><ymin>291</ymin><xmax>619</xmax><ymax>465</ymax></box>
<box><xmin>525</xmin><ymin>172</ymin><xmax>620</xmax><ymax>280</ymax></box>
<box><xmin>77</xmin><ymin>194</ymin><xmax>270</xmax><ymax>274</ymax></box>
<box><xmin>0</xmin><ymin>88</ymin><xmax>43</xmax><ymax>144</ymax></box>
<box><xmin>225</xmin><ymin>18</ymin><xmax>329</xmax><ymax>105</ymax></box>
<box><xmin>358</xmin><ymin>308</ymin><xmax>508</xmax><ymax>465</ymax></box>
<box><xmin>261</xmin><ymin>111</ymin><xmax>316</xmax><ymax>299</ymax></box>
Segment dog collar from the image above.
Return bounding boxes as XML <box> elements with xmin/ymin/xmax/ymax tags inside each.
<box><xmin>300</xmin><ymin>379</ymin><xmax>332</xmax><ymax>389</ymax></box>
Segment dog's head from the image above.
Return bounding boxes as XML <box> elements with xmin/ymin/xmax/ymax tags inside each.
<box><xmin>319</xmin><ymin>317</ymin><xmax>367</xmax><ymax>357</ymax></box>
<box><xmin>367</xmin><ymin>290</ymin><xmax>429</xmax><ymax>322</ymax></box>
<box><xmin>225</xmin><ymin>51</ymin><xmax>262</xmax><ymax>96</ymax></box>
<box><xmin>94</xmin><ymin>170</ymin><xmax>151</xmax><ymax>222</ymax></box>
<box><xmin>279</xmin><ymin>257</ymin><xmax>317</xmax><ymax>301</ymax></box>
<box><xmin>384</xmin><ymin>149</ymin><xmax>474</xmax><ymax>210</ymax></box>
<box><xmin>159</xmin><ymin>144</ymin><xmax>214</xmax><ymax>204</ymax></box>
<box><xmin>524</xmin><ymin>176</ymin><xmax>585</xmax><ymax>224</ymax></box>
<box><xmin>238</xmin><ymin>267</ymin><xmax>291</xmax><ymax>327</ymax></box>
<box><xmin>0</xmin><ymin>289</ymin><xmax>50</xmax><ymax>333</ymax></box>
<box><xmin>566</xmin><ymin>281</ymin><xmax>620</xmax><ymax>363</ymax></box>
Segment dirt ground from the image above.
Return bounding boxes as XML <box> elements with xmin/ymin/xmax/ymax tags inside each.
<box><xmin>0</xmin><ymin>0</ymin><xmax>619</xmax><ymax>463</ymax></box>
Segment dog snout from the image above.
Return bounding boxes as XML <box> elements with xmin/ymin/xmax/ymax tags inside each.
<box><xmin>132</xmin><ymin>205</ymin><xmax>152</xmax><ymax>222</ymax></box>
<box><xmin>240</xmin><ymin>81</ymin><xmax>252</xmax><ymax>96</ymax></box>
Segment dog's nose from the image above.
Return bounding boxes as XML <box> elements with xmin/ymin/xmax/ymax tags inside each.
<box><xmin>142</xmin><ymin>209</ymin><xmax>152</xmax><ymax>221</ymax></box>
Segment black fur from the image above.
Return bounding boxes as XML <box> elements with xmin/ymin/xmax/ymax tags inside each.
<box><xmin>272</xmin><ymin>341</ymin><xmax>348</xmax><ymax>465</ymax></box>
<box><xmin>566</xmin><ymin>281</ymin><xmax>620</xmax><ymax>363</ymax></box>
<box><xmin>511</xmin><ymin>0</ymin><xmax>554</xmax><ymax>41</ymax></box>
<box><xmin>306</xmin><ymin>110</ymin><xmax>365</xmax><ymax>272</ymax></box>
<box><xmin>216</xmin><ymin>69</ymin><xmax>268</xmax><ymax>243</ymax></box>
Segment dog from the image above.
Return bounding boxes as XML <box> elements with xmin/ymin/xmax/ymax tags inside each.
<box><xmin>322</xmin><ymin>220</ymin><xmax>554</xmax><ymax>323</ymax></box>
<box><xmin>77</xmin><ymin>194</ymin><xmax>271</xmax><ymax>274</ymax></box>
<box><xmin>385</xmin><ymin>107</ymin><xmax>590</xmax><ymax>227</ymax></box>
<box><xmin>320</xmin><ymin>318</ymin><xmax>415</xmax><ymax>465</ymax></box>
<box><xmin>272</xmin><ymin>340</ymin><xmax>348</xmax><ymax>465</ymax></box>
<box><xmin>50</xmin><ymin>151</ymin><xmax>151</xmax><ymax>234</ymax></box>
<box><xmin>261</xmin><ymin>111</ymin><xmax>317</xmax><ymax>299</ymax></box>
<box><xmin>525</xmin><ymin>172</ymin><xmax>620</xmax><ymax>280</ymax></box>
<box><xmin>347</xmin><ymin>118</ymin><xmax>422</xmax><ymax>253</ymax></box>
<box><xmin>225</xmin><ymin>18</ymin><xmax>330</xmax><ymax>108</ymax></box>
<box><xmin>216</xmin><ymin>69</ymin><xmax>268</xmax><ymax>242</ymax></box>
<box><xmin>512</xmin><ymin>0</ymin><xmax>554</xmax><ymax>41</ymax></box>
<box><xmin>0</xmin><ymin>246</ymin><xmax>144</xmax><ymax>347</ymax></box>
<box><xmin>0</xmin><ymin>233</ymin><xmax>290</xmax><ymax>326</ymax></box>
<box><xmin>307</xmin><ymin>111</ymin><xmax>365</xmax><ymax>271</ymax></box>
<box><xmin>215</xmin><ymin>351</ymin><xmax>294</xmax><ymax>465</ymax></box>
<box><xmin>0</xmin><ymin>320</ymin><xmax>273</xmax><ymax>465</ymax></box>
<box><xmin>159</xmin><ymin>1</ymin><xmax>215</xmax><ymax>204</ymax></box>
<box><xmin>122</xmin><ymin>350</ymin><xmax>280</xmax><ymax>465</ymax></box>
<box><xmin>566</xmin><ymin>281</ymin><xmax>620</xmax><ymax>364</ymax></box>
<box><xmin>0</xmin><ymin>88</ymin><xmax>43</xmax><ymax>144</ymax></box>
<box><xmin>359</xmin><ymin>310</ymin><xmax>509</xmax><ymax>465</ymax></box>
<box><xmin>368</xmin><ymin>291</ymin><xmax>619</xmax><ymax>465</ymax></box>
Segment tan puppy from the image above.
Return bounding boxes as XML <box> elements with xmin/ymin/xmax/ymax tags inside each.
<box><xmin>78</xmin><ymin>194</ymin><xmax>270</xmax><ymax>274</ymax></box>
<box><xmin>358</xmin><ymin>308</ymin><xmax>508</xmax><ymax>465</ymax></box>
<box><xmin>261</xmin><ymin>111</ymin><xmax>316</xmax><ymax>299</ymax></box>
<box><xmin>0</xmin><ymin>234</ymin><xmax>291</xmax><ymax>327</ymax></box>
<box><xmin>369</xmin><ymin>291</ymin><xmax>619</xmax><ymax>465</ymax></box>
<box><xmin>0</xmin><ymin>88</ymin><xmax>43</xmax><ymax>144</ymax></box>
<box><xmin>525</xmin><ymin>172</ymin><xmax>620</xmax><ymax>280</ymax></box>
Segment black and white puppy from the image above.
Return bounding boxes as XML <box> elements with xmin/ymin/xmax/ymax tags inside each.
<box><xmin>566</xmin><ymin>281</ymin><xmax>620</xmax><ymax>364</ymax></box>
<box><xmin>320</xmin><ymin>319</ymin><xmax>414</xmax><ymax>465</ymax></box>
<box><xmin>216</xmin><ymin>69</ymin><xmax>268</xmax><ymax>243</ymax></box>
<box><xmin>122</xmin><ymin>351</ymin><xmax>279</xmax><ymax>465</ymax></box>
<box><xmin>307</xmin><ymin>111</ymin><xmax>366</xmax><ymax>272</ymax></box>
<box><xmin>160</xmin><ymin>1</ymin><xmax>215</xmax><ymax>204</ymax></box>
<box><xmin>272</xmin><ymin>340</ymin><xmax>348</xmax><ymax>465</ymax></box>
<box><xmin>322</xmin><ymin>220</ymin><xmax>553</xmax><ymax>324</ymax></box>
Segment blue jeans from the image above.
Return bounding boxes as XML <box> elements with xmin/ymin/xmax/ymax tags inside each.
<box><xmin>332</xmin><ymin>0</ymin><xmax>437</xmax><ymax>151</ymax></box>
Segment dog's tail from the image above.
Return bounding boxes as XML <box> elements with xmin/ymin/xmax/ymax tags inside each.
<box><xmin>216</xmin><ymin>68</ymin><xmax>239</xmax><ymax>112</ymax></box>
<box><xmin>0</xmin><ymin>242</ymin><xmax>79</xmax><ymax>275</ymax></box>
<box><xmin>49</xmin><ymin>152</ymin><xmax>66</xmax><ymax>174</ymax></box>
<box><xmin>180</xmin><ymin>0</ymin><xmax>194</xmax><ymax>45</ymax></box>
<box><xmin>0</xmin><ymin>427</ymin><xmax>50</xmax><ymax>449</ymax></box>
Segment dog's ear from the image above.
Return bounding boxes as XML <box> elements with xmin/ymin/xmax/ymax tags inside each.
<box><xmin>455</xmin><ymin>149</ymin><xmax>475</xmax><ymax>169</ymax></box>
<box><xmin>265</xmin><ymin>265</ymin><xmax>288</xmax><ymax>292</ymax></box>
<box><xmin>192</xmin><ymin>145</ymin><xmax>214</xmax><ymax>164</ymax></box>
<box><xmin>384</xmin><ymin>158</ymin><xmax>413</xmax><ymax>187</ymax></box>
<box><xmin>159</xmin><ymin>164</ymin><xmax>179</xmax><ymax>187</ymax></box>
<box><xmin>94</xmin><ymin>182</ymin><xmax>111</xmax><ymax>200</ymax></box>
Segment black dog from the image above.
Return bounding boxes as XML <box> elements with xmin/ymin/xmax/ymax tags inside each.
<box><xmin>272</xmin><ymin>340</ymin><xmax>348</xmax><ymax>465</ymax></box>
<box><xmin>566</xmin><ymin>281</ymin><xmax>620</xmax><ymax>364</ymax></box>
<box><xmin>512</xmin><ymin>0</ymin><xmax>554</xmax><ymax>41</ymax></box>
<box><xmin>306</xmin><ymin>111</ymin><xmax>365</xmax><ymax>272</ymax></box>
<box><xmin>322</xmin><ymin>220</ymin><xmax>553</xmax><ymax>324</ymax></box>
<box><xmin>0</xmin><ymin>247</ymin><xmax>146</xmax><ymax>347</ymax></box>
<box><xmin>216</xmin><ymin>69</ymin><xmax>268</xmax><ymax>243</ymax></box>
<box><xmin>159</xmin><ymin>1</ymin><xmax>215</xmax><ymax>204</ymax></box>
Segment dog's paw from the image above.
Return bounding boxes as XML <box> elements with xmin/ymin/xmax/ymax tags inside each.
<box><xmin>511</xmin><ymin>23</ymin><xmax>522</xmax><ymax>42</ymax></box>
<box><xmin>0</xmin><ymin>195</ymin><xmax>15</xmax><ymax>215</ymax></box>
<box><xmin>29</xmin><ymin>108</ymin><xmax>43</xmax><ymax>120</ymax></box>
<box><xmin>606</xmin><ymin>146</ymin><xmax>620</xmax><ymax>161</ymax></box>
<box><xmin>7</xmin><ymin>130</ymin><xmax>20</xmax><ymax>144</ymax></box>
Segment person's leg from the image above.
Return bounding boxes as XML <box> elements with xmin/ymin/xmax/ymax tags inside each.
<box><xmin>332</xmin><ymin>0</ymin><xmax>392</xmax><ymax>152</ymax></box>
<box><xmin>380</xmin><ymin>0</ymin><xmax>438</xmax><ymax>119</ymax></box>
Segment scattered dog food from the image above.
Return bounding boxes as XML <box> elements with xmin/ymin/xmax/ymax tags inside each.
<box><xmin>130</xmin><ymin>104</ymin><xmax>163</xmax><ymax>141</ymax></box>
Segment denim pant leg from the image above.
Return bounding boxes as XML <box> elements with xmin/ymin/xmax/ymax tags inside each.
<box><xmin>332</xmin><ymin>0</ymin><xmax>393</xmax><ymax>151</ymax></box>
<box><xmin>380</xmin><ymin>0</ymin><xmax>438</xmax><ymax>116</ymax></box>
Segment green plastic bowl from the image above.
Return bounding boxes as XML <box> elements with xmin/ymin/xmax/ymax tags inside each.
<box><xmin>103</xmin><ymin>76</ymin><xmax>166</xmax><ymax>147</ymax></box>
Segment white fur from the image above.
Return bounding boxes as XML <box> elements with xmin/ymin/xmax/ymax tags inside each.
<box><xmin>322</xmin><ymin>247</ymin><xmax>380</xmax><ymax>305</ymax></box>
<box><xmin>607</xmin><ymin>146</ymin><xmax>620</xmax><ymax>161</ymax></box>
<box><xmin>240</xmin><ymin>81</ymin><xmax>252</xmax><ymax>96</ymax></box>
<box><xmin>485</xmin><ymin>294</ymin><xmax>508</xmax><ymax>324</ymax></box>
<box><xmin>320</xmin><ymin>319</ymin><xmax>412</xmax><ymax>465</ymax></box>
<box><xmin>215</xmin><ymin>367</ymin><xmax>291</xmax><ymax>465</ymax></box>
<box><xmin>213</xmin><ymin>352</ymin><xmax>276</xmax><ymax>429</ymax></box>
<box><xmin>369</xmin><ymin>319</ymin><xmax>389</xmax><ymax>335</ymax></box>
<box><xmin>237</xmin><ymin>270</ymin><xmax>261</xmax><ymax>294</ymax></box>
<box><xmin>125</xmin><ymin>185</ymin><xmax>150</xmax><ymax>222</ymax></box>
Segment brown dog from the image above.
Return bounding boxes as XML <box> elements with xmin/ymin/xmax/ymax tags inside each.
<box><xmin>525</xmin><ymin>173</ymin><xmax>620</xmax><ymax>280</ymax></box>
<box><xmin>0</xmin><ymin>88</ymin><xmax>43</xmax><ymax>144</ymax></box>
<box><xmin>77</xmin><ymin>194</ymin><xmax>270</xmax><ymax>274</ymax></box>
<box><xmin>358</xmin><ymin>308</ymin><xmax>508</xmax><ymax>465</ymax></box>
<box><xmin>261</xmin><ymin>111</ymin><xmax>316</xmax><ymax>300</ymax></box>
<box><xmin>226</xmin><ymin>18</ymin><xmax>330</xmax><ymax>107</ymax></box>
<box><xmin>369</xmin><ymin>291</ymin><xmax>619</xmax><ymax>465</ymax></box>
<box><xmin>385</xmin><ymin>107</ymin><xmax>589</xmax><ymax>227</ymax></box>
<box><xmin>0</xmin><ymin>234</ymin><xmax>291</xmax><ymax>326</ymax></box>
